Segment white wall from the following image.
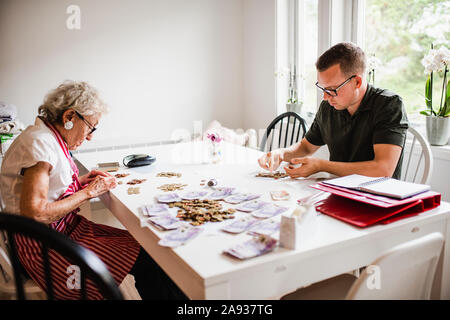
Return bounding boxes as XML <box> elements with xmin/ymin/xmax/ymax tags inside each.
<box><xmin>0</xmin><ymin>0</ymin><xmax>245</xmax><ymax>144</ymax></box>
<box><xmin>243</xmin><ymin>0</ymin><xmax>277</xmax><ymax>139</ymax></box>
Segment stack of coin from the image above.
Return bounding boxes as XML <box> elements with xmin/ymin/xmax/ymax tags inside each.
<box><xmin>157</xmin><ymin>183</ymin><xmax>188</xmax><ymax>192</ymax></box>
<box><xmin>157</xmin><ymin>172</ymin><xmax>182</xmax><ymax>178</ymax></box>
<box><xmin>115</xmin><ymin>173</ymin><xmax>130</xmax><ymax>178</ymax></box>
<box><xmin>127</xmin><ymin>179</ymin><xmax>147</xmax><ymax>185</ymax></box>
<box><xmin>255</xmin><ymin>172</ymin><xmax>288</xmax><ymax>179</ymax></box>
<box><xmin>127</xmin><ymin>187</ymin><xmax>140</xmax><ymax>195</ymax></box>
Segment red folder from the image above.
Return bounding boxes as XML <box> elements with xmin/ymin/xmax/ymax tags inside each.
<box><xmin>309</xmin><ymin>183</ymin><xmax>441</xmax><ymax>227</ymax></box>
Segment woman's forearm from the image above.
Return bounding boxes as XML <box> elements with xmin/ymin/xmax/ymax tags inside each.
<box><xmin>22</xmin><ymin>189</ymin><xmax>90</xmax><ymax>224</ymax></box>
<box><xmin>19</xmin><ymin>162</ymin><xmax>93</xmax><ymax>224</ymax></box>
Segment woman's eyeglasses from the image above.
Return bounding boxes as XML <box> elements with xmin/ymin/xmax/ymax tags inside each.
<box><xmin>75</xmin><ymin>111</ymin><xmax>97</xmax><ymax>135</ymax></box>
<box><xmin>315</xmin><ymin>75</ymin><xmax>356</xmax><ymax>97</ymax></box>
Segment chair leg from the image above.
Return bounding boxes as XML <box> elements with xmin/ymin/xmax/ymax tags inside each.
<box><xmin>119</xmin><ymin>274</ymin><xmax>141</xmax><ymax>300</ymax></box>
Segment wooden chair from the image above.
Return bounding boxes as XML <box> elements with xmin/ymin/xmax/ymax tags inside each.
<box><xmin>401</xmin><ymin>126</ymin><xmax>433</xmax><ymax>184</ymax></box>
<box><xmin>259</xmin><ymin>112</ymin><xmax>307</xmax><ymax>152</ymax></box>
<box><xmin>0</xmin><ymin>212</ymin><xmax>123</xmax><ymax>300</ymax></box>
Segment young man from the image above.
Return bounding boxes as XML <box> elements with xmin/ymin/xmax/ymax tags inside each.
<box><xmin>258</xmin><ymin>42</ymin><xmax>409</xmax><ymax>179</ymax></box>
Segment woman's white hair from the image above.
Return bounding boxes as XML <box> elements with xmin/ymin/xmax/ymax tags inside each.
<box><xmin>38</xmin><ymin>80</ymin><xmax>108</xmax><ymax>123</ymax></box>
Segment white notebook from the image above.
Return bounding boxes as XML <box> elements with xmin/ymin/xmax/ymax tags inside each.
<box><xmin>322</xmin><ymin>174</ymin><xmax>431</xmax><ymax>199</ymax></box>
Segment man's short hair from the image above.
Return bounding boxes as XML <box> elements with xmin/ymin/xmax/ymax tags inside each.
<box><xmin>316</xmin><ymin>42</ymin><xmax>366</xmax><ymax>76</ymax></box>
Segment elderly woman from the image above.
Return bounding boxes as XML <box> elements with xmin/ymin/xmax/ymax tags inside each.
<box><xmin>0</xmin><ymin>81</ymin><xmax>186</xmax><ymax>300</ymax></box>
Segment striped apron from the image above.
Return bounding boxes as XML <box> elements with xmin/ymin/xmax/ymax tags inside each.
<box><xmin>14</xmin><ymin>120</ymin><xmax>140</xmax><ymax>299</ymax></box>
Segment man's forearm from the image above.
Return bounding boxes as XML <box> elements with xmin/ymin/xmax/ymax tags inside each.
<box><xmin>319</xmin><ymin>159</ymin><xmax>394</xmax><ymax>177</ymax></box>
<box><xmin>282</xmin><ymin>141</ymin><xmax>314</xmax><ymax>163</ymax></box>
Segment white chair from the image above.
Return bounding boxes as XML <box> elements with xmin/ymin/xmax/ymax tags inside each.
<box><xmin>282</xmin><ymin>232</ymin><xmax>444</xmax><ymax>300</ymax></box>
<box><xmin>401</xmin><ymin>126</ymin><xmax>433</xmax><ymax>185</ymax></box>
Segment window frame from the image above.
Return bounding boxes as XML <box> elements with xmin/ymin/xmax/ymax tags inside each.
<box><xmin>276</xmin><ymin>0</ymin><xmax>362</xmax><ymax>117</ymax></box>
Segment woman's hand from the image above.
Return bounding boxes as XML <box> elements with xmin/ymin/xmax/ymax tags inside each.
<box><xmin>79</xmin><ymin>170</ymin><xmax>111</xmax><ymax>185</ymax></box>
<box><xmin>84</xmin><ymin>174</ymin><xmax>117</xmax><ymax>198</ymax></box>
<box><xmin>258</xmin><ymin>149</ymin><xmax>285</xmax><ymax>172</ymax></box>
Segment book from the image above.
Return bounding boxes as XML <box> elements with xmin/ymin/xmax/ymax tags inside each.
<box><xmin>314</xmin><ymin>194</ymin><xmax>440</xmax><ymax>227</ymax></box>
<box><xmin>322</xmin><ymin>174</ymin><xmax>431</xmax><ymax>199</ymax></box>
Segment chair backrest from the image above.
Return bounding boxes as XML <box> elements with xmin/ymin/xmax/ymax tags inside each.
<box><xmin>401</xmin><ymin>126</ymin><xmax>433</xmax><ymax>185</ymax></box>
<box><xmin>345</xmin><ymin>232</ymin><xmax>444</xmax><ymax>300</ymax></box>
<box><xmin>259</xmin><ymin>112</ymin><xmax>307</xmax><ymax>152</ymax></box>
<box><xmin>0</xmin><ymin>212</ymin><xmax>123</xmax><ymax>300</ymax></box>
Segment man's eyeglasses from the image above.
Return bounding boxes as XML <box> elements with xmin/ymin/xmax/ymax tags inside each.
<box><xmin>75</xmin><ymin>111</ymin><xmax>97</xmax><ymax>135</ymax></box>
<box><xmin>315</xmin><ymin>75</ymin><xmax>356</xmax><ymax>97</ymax></box>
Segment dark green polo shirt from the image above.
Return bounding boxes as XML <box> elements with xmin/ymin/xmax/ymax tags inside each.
<box><xmin>305</xmin><ymin>84</ymin><xmax>409</xmax><ymax>179</ymax></box>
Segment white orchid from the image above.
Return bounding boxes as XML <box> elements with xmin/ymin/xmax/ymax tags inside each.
<box><xmin>274</xmin><ymin>67</ymin><xmax>291</xmax><ymax>79</ymax></box>
<box><xmin>367</xmin><ymin>55</ymin><xmax>381</xmax><ymax>71</ymax></box>
<box><xmin>367</xmin><ymin>55</ymin><xmax>381</xmax><ymax>85</ymax></box>
<box><xmin>421</xmin><ymin>45</ymin><xmax>450</xmax><ymax>117</ymax></box>
<box><xmin>421</xmin><ymin>46</ymin><xmax>450</xmax><ymax>74</ymax></box>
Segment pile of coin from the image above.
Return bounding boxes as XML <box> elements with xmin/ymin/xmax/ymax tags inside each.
<box><xmin>127</xmin><ymin>187</ymin><xmax>140</xmax><ymax>195</ymax></box>
<box><xmin>168</xmin><ymin>199</ymin><xmax>236</xmax><ymax>226</ymax></box>
<box><xmin>115</xmin><ymin>173</ymin><xmax>130</xmax><ymax>178</ymax></box>
<box><xmin>127</xmin><ymin>179</ymin><xmax>147</xmax><ymax>185</ymax></box>
<box><xmin>157</xmin><ymin>172</ymin><xmax>182</xmax><ymax>178</ymax></box>
<box><xmin>255</xmin><ymin>172</ymin><xmax>288</xmax><ymax>179</ymax></box>
<box><xmin>157</xmin><ymin>183</ymin><xmax>188</xmax><ymax>192</ymax></box>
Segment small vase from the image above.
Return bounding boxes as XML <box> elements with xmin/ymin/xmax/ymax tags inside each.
<box><xmin>286</xmin><ymin>103</ymin><xmax>303</xmax><ymax>114</ymax></box>
<box><xmin>209</xmin><ymin>142</ymin><xmax>222</xmax><ymax>164</ymax></box>
<box><xmin>286</xmin><ymin>103</ymin><xmax>303</xmax><ymax>123</ymax></box>
<box><xmin>426</xmin><ymin>116</ymin><xmax>450</xmax><ymax>146</ymax></box>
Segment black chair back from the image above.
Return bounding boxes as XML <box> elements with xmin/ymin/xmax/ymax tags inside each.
<box><xmin>0</xmin><ymin>212</ymin><xmax>123</xmax><ymax>300</ymax></box>
<box><xmin>259</xmin><ymin>111</ymin><xmax>307</xmax><ymax>152</ymax></box>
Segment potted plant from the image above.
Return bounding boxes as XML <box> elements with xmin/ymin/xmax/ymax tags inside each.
<box><xmin>285</xmin><ymin>66</ymin><xmax>303</xmax><ymax>123</ymax></box>
<box><xmin>367</xmin><ymin>55</ymin><xmax>381</xmax><ymax>86</ymax></box>
<box><xmin>420</xmin><ymin>45</ymin><xmax>450</xmax><ymax>146</ymax></box>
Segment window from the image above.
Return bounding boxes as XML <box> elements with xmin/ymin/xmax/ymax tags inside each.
<box><xmin>363</xmin><ymin>0</ymin><xmax>450</xmax><ymax>124</ymax></box>
<box><xmin>296</xmin><ymin>0</ymin><xmax>319</xmax><ymax>113</ymax></box>
<box><xmin>276</xmin><ymin>0</ymin><xmax>320</xmax><ymax>118</ymax></box>
<box><xmin>278</xmin><ymin>0</ymin><xmax>449</xmax><ymax>126</ymax></box>
<box><xmin>277</xmin><ymin>0</ymin><xmax>353</xmax><ymax>118</ymax></box>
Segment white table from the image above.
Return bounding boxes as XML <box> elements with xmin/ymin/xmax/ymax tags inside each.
<box><xmin>74</xmin><ymin>141</ymin><xmax>450</xmax><ymax>299</ymax></box>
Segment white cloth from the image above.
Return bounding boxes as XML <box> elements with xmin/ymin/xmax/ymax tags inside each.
<box><xmin>0</xmin><ymin>120</ymin><xmax>25</xmax><ymax>134</ymax></box>
<box><xmin>0</xmin><ymin>101</ymin><xmax>17</xmax><ymax>120</ymax></box>
<box><xmin>0</xmin><ymin>117</ymin><xmax>74</xmax><ymax>214</ymax></box>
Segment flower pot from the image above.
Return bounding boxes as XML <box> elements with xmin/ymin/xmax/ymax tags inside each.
<box><xmin>426</xmin><ymin>116</ymin><xmax>450</xmax><ymax>146</ymax></box>
<box><xmin>286</xmin><ymin>103</ymin><xmax>303</xmax><ymax>123</ymax></box>
<box><xmin>286</xmin><ymin>103</ymin><xmax>302</xmax><ymax>114</ymax></box>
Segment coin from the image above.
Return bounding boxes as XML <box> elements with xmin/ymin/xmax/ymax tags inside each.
<box><xmin>157</xmin><ymin>183</ymin><xmax>188</xmax><ymax>192</ymax></box>
<box><xmin>157</xmin><ymin>172</ymin><xmax>182</xmax><ymax>178</ymax></box>
<box><xmin>256</xmin><ymin>172</ymin><xmax>288</xmax><ymax>179</ymax></box>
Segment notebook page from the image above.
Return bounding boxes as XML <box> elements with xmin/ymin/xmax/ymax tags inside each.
<box><xmin>360</xmin><ymin>179</ymin><xmax>430</xmax><ymax>199</ymax></box>
<box><xmin>322</xmin><ymin>174</ymin><xmax>384</xmax><ymax>189</ymax></box>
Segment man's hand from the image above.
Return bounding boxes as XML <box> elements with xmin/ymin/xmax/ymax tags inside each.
<box><xmin>284</xmin><ymin>157</ymin><xmax>323</xmax><ymax>178</ymax></box>
<box><xmin>258</xmin><ymin>149</ymin><xmax>284</xmax><ymax>172</ymax></box>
